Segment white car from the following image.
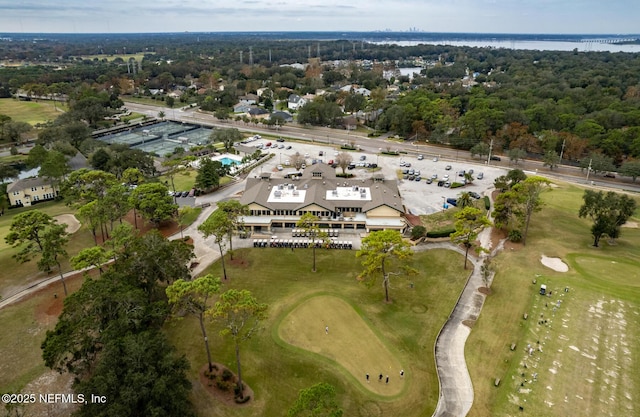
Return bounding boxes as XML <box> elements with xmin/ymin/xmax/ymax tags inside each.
<box><xmin>417</xmin><ymin>154</ymin><xmax>424</xmax><ymax>160</ymax></box>
<box><xmin>276</xmin><ymin>165</ymin><xmax>283</xmax><ymax>171</ymax></box>
<box><xmin>443</xmin><ymin>174</ymin><xmax>449</xmax><ymax>181</ymax></box>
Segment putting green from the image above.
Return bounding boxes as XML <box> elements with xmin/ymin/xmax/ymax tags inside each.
<box><xmin>278</xmin><ymin>295</ymin><xmax>405</xmax><ymax>396</ymax></box>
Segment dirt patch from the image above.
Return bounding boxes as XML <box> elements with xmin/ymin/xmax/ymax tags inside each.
<box><xmin>404</xmin><ymin>212</ymin><xmax>422</xmax><ymax>227</ymax></box>
<box><xmin>462</xmin><ymin>319</ymin><xmax>476</xmax><ymax>328</ymax></box>
<box><xmin>198</xmin><ymin>363</ymin><xmax>254</xmax><ymax>406</ymax></box>
<box><xmin>228</xmin><ymin>257</ymin><xmax>250</xmax><ymax>267</ymax></box>
<box><xmin>489</xmin><ymin>228</ymin><xmax>507</xmax><ymax>250</ymax></box>
<box><xmin>478</xmin><ymin>287</ymin><xmax>491</xmax><ymax>295</ymax></box>
<box><xmin>54</xmin><ymin>214</ymin><xmax>81</xmax><ymax>234</ymax></box>
<box><xmin>20</xmin><ymin>371</ymin><xmax>77</xmax><ymax>417</ymax></box>
<box><xmin>32</xmin><ymin>270</ymin><xmax>90</xmax><ymax>325</ymax></box>
<box><xmin>621</xmin><ymin>221</ymin><xmax>638</xmax><ymax>228</ymax></box>
<box><xmin>92</xmin><ymin>209</ymin><xmax>181</xmax><ymax>245</ymax></box>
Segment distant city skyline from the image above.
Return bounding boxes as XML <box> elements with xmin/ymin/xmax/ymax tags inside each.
<box><xmin>0</xmin><ymin>0</ymin><xmax>638</xmax><ymax>35</ymax></box>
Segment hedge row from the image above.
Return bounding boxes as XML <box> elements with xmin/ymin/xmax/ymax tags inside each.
<box><xmin>426</xmin><ymin>227</ymin><xmax>455</xmax><ymax>238</ymax></box>
<box><xmin>483</xmin><ymin>196</ymin><xmax>491</xmax><ymax>210</ymax></box>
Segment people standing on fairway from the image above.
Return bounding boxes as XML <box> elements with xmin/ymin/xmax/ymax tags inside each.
<box><xmin>366</xmin><ymin>373</ymin><xmax>369</xmax><ymax>383</ymax></box>
<box><xmin>400</xmin><ymin>369</ymin><xmax>404</xmax><ymax>378</ymax></box>
<box><xmin>379</xmin><ymin>373</ymin><xmax>383</xmax><ymax>382</ymax></box>
<box><xmin>325</xmin><ymin>326</ymin><xmax>329</xmax><ymax>334</ymax></box>
<box><xmin>385</xmin><ymin>375</ymin><xmax>389</xmax><ymax>384</ymax></box>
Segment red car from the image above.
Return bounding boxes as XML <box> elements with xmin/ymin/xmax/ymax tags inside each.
<box><xmin>265</xmin><ymin>142</ymin><xmax>272</xmax><ymax>147</ymax></box>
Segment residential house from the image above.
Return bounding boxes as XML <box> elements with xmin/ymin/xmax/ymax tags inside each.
<box><xmin>270</xmin><ymin>111</ymin><xmax>293</xmax><ymax>123</ymax></box>
<box><xmin>287</xmin><ymin>94</ymin><xmax>307</xmax><ymax>111</ymax></box>
<box><xmin>247</xmin><ymin>107</ymin><xmax>270</xmax><ymax>119</ymax></box>
<box><xmin>239</xmin><ymin>163</ymin><xmax>406</xmax><ymax>233</ymax></box>
<box><xmin>233</xmin><ymin>102</ymin><xmax>253</xmax><ymax>113</ymax></box>
<box><xmin>6</xmin><ymin>177</ymin><xmax>58</xmax><ymax>207</ymax></box>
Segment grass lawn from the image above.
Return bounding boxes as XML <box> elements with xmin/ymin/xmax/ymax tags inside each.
<box><xmin>165</xmin><ymin>247</ymin><xmax>468</xmax><ymax>416</ymax></box>
<box><xmin>159</xmin><ymin>168</ymin><xmax>197</xmax><ymax>192</ymax></box>
<box><xmin>0</xmin><ymin>201</ymin><xmax>95</xmax><ymax>299</ymax></box>
<box><xmin>0</xmin><ymin>98</ymin><xmax>66</xmax><ymax>125</ymax></box>
<box><xmin>465</xmin><ymin>182</ymin><xmax>640</xmax><ymax>417</ymax></box>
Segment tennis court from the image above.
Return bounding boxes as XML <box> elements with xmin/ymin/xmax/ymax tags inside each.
<box><xmin>98</xmin><ymin>121</ymin><xmax>215</xmax><ymax>155</ymax></box>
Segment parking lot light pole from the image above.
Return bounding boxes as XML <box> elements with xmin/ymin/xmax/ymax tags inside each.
<box><xmin>442</xmin><ymin>196</ymin><xmax>446</xmax><ymax>212</ymax></box>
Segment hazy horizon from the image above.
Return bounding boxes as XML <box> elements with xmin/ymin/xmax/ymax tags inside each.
<box><xmin>0</xmin><ymin>0</ymin><xmax>638</xmax><ymax>35</ymax></box>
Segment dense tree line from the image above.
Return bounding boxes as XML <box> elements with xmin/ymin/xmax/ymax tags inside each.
<box><xmin>3</xmin><ymin>34</ymin><xmax>640</xmax><ymax>171</ymax></box>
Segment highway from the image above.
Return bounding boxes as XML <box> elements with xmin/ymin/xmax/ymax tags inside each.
<box><xmin>123</xmin><ymin>101</ymin><xmax>640</xmax><ymax>194</ymax></box>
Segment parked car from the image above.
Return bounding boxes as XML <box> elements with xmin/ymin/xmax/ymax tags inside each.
<box><xmin>426</xmin><ymin>178</ymin><xmax>433</xmax><ymax>184</ymax></box>
<box><xmin>468</xmin><ymin>169</ymin><xmax>474</xmax><ymax>174</ymax></box>
<box><xmin>278</xmin><ymin>144</ymin><xmax>285</xmax><ymax>149</ymax></box>
<box><xmin>445</xmin><ymin>165</ymin><xmax>452</xmax><ymax>170</ymax></box>
<box><xmin>181</xmin><ymin>191</ymin><xmax>189</xmax><ymax>197</ymax></box>
<box><xmin>444</xmin><ymin>181</ymin><xmax>451</xmax><ymax>188</ymax></box>
<box><xmin>469</xmin><ymin>192</ymin><xmax>481</xmax><ymax>199</ymax></box>
<box><xmin>446</xmin><ymin>197</ymin><xmax>458</xmax><ymax>206</ymax></box>
<box><xmin>417</xmin><ymin>154</ymin><xmax>424</xmax><ymax>160</ymax></box>
<box><xmin>437</xmin><ymin>180</ymin><xmax>445</xmax><ymax>187</ymax></box>
<box><xmin>276</xmin><ymin>138</ymin><xmax>285</xmax><ymax>142</ymax></box>
<box><xmin>604</xmin><ymin>172</ymin><xmax>616</xmax><ymax>178</ymax></box>
<box><xmin>477</xmin><ymin>172</ymin><xmax>484</xmax><ymax>179</ymax></box>
<box><xmin>408</xmin><ymin>175</ymin><xmax>415</xmax><ymax>181</ymax></box>
<box><xmin>277</xmin><ymin>164</ymin><xmax>283</xmax><ymax>171</ymax></box>
<box><xmin>408</xmin><ymin>169</ymin><xmax>415</xmax><ymax>175</ymax></box>
<box><xmin>404</xmin><ymin>162</ymin><xmax>411</xmax><ymax>167</ymax></box>
<box><xmin>458</xmin><ymin>170</ymin><xmax>465</xmax><ymax>177</ymax></box>
<box><xmin>414</xmin><ymin>170</ymin><xmax>421</xmax><ymax>176</ymax></box>
<box><xmin>265</xmin><ymin>142</ymin><xmax>272</xmax><ymax>147</ymax></box>
<box><xmin>443</xmin><ymin>174</ymin><xmax>449</xmax><ymax>181</ymax></box>
<box><xmin>400</xmin><ymin>161</ymin><xmax>406</xmax><ymax>167</ymax></box>
<box><xmin>431</xmin><ymin>173</ymin><xmax>438</xmax><ymax>179</ymax></box>
<box><xmin>319</xmin><ymin>151</ymin><xmax>324</xmax><ymax>156</ymax></box>
<box><xmin>359</xmin><ymin>155</ymin><xmax>366</xmax><ymax>161</ymax></box>
<box><xmin>414</xmin><ymin>176</ymin><xmax>421</xmax><ymax>181</ymax></box>
<box><xmin>286</xmin><ymin>145</ymin><xmax>292</xmax><ymax>149</ymax></box>
<box><xmin>490</xmin><ymin>155</ymin><xmax>502</xmax><ymax>161</ymax></box>
<box><xmin>433</xmin><ymin>157</ymin><xmax>439</xmax><ymax>162</ymax></box>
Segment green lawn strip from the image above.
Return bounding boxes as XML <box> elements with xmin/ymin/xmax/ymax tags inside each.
<box><xmin>0</xmin><ymin>98</ymin><xmax>65</xmax><ymax>125</ymax></box>
<box><xmin>165</xmin><ymin>247</ymin><xmax>467</xmax><ymax>416</ymax></box>
<box><xmin>276</xmin><ymin>293</ymin><xmax>405</xmax><ymax>397</ymax></box>
<box><xmin>466</xmin><ymin>182</ymin><xmax>640</xmax><ymax>417</ymax></box>
<box><xmin>0</xmin><ymin>273</ymin><xmax>84</xmax><ymax>394</ymax></box>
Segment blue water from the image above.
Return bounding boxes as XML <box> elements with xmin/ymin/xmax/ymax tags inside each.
<box><xmin>219</xmin><ymin>157</ymin><xmax>238</xmax><ymax>166</ymax></box>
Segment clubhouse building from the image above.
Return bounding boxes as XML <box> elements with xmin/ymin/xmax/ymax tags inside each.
<box><xmin>239</xmin><ymin>163</ymin><xmax>407</xmax><ymax>233</ymax></box>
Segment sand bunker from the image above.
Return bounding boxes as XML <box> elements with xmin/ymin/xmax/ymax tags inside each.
<box><xmin>540</xmin><ymin>255</ymin><xmax>569</xmax><ymax>272</ymax></box>
<box><xmin>54</xmin><ymin>214</ymin><xmax>81</xmax><ymax>234</ymax></box>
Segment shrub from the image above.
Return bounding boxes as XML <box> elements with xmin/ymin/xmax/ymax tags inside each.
<box><xmin>411</xmin><ymin>225</ymin><xmax>426</xmax><ymax>239</ymax></box>
<box><xmin>451</xmin><ymin>182</ymin><xmax>464</xmax><ymax>188</ymax></box>
<box><xmin>508</xmin><ymin>229</ymin><xmax>523</xmax><ymax>242</ymax></box>
<box><xmin>426</xmin><ymin>227</ymin><xmax>455</xmax><ymax>238</ymax></box>
<box><xmin>483</xmin><ymin>196</ymin><xmax>491</xmax><ymax>210</ymax></box>
<box><xmin>221</xmin><ymin>368</ymin><xmax>234</xmax><ymax>381</ymax></box>
<box><xmin>336</xmin><ymin>173</ymin><xmax>354</xmax><ymax>178</ymax></box>
<box><xmin>216</xmin><ymin>380</ymin><xmax>231</xmax><ymax>391</ymax></box>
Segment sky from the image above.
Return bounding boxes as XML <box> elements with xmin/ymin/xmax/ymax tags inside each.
<box><xmin>0</xmin><ymin>0</ymin><xmax>638</xmax><ymax>34</ymax></box>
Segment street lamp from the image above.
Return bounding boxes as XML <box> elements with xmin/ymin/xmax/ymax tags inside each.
<box><xmin>441</xmin><ymin>196</ymin><xmax>446</xmax><ymax>212</ymax></box>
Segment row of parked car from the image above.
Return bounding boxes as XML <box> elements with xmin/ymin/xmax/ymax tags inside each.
<box><xmin>171</xmin><ymin>190</ymin><xmax>194</xmax><ymax>198</ymax></box>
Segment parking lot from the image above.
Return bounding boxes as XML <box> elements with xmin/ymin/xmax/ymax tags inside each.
<box><xmin>245</xmin><ymin>138</ymin><xmax>509</xmax><ymax>216</ymax></box>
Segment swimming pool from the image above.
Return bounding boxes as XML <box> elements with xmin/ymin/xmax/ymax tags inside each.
<box><xmin>219</xmin><ymin>157</ymin><xmax>239</xmax><ymax>166</ymax></box>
